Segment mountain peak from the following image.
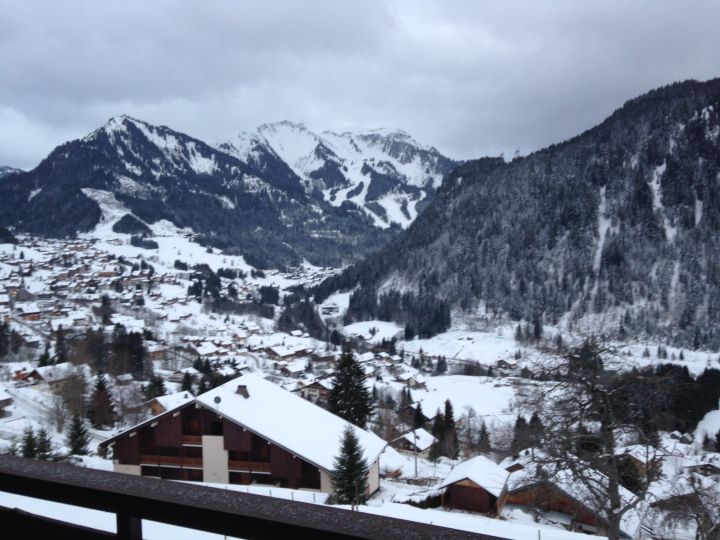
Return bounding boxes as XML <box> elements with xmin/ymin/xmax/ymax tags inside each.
<box><xmin>257</xmin><ymin>120</ymin><xmax>309</xmax><ymax>134</ymax></box>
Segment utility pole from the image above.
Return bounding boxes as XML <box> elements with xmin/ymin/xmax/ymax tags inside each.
<box><xmin>413</xmin><ymin>429</ymin><xmax>418</xmax><ymax>478</ymax></box>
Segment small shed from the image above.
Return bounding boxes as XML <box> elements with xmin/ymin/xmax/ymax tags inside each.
<box><xmin>439</xmin><ymin>456</ymin><xmax>509</xmax><ymax>515</ymax></box>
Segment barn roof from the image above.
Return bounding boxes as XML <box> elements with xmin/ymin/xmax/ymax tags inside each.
<box><xmin>439</xmin><ymin>455</ymin><xmax>509</xmax><ymax>497</ymax></box>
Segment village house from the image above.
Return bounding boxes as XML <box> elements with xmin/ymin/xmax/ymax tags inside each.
<box><xmin>298</xmin><ymin>378</ymin><xmax>333</xmax><ymax>406</ymax></box>
<box><xmin>148</xmin><ymin>391</ymin><xmax>195</xmax><ymax>416</ymax></box>
<box><xmin>100</xmin><ymin>374</ymin><xmax>387</xmax><ymax>494</ymax></box>
<box><xmin>500</xmin><ymin>452</ymin><xmax>643</xmax><ymax>538</ymax></box>
<box><xmin>397</xmin><ymin>403</ymin><xmax>433</xmax><ymax>430</ymax></box>
<box><xmin>0</xmin><ymin>387</ymin><xmax>13</xmax><ymax>417</ymax></box>
<box><xmin>390</xmin><ymin>428</ymin><xmax>436</xmax><ymax>458</ymax></box>
<box><xmin>615</xmin><ymin>444</ymin><xmax>663</xmax><ymax>478</ymax></box>
<box><xmin>438</xmin><ymin>456</ymin><xmax>510</xmax><ymax>515</ymax></box>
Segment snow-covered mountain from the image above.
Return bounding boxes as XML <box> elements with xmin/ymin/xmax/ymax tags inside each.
<box><xmin>316</xmin><ymin>78</ymin><xmax>720</xmax><ymax>348</ymax></box>
<box><xmin>0</xmin><ymin>165</ymin><xmax>23</xmax><ymax>179</ymax></box>
<box><xmin>219</xmin><ymin>121</ymin><xmax>458</xmax><ymax>228</ymax></box>
<box><xmin>0</xmin><ymin>115</ymin><xmax>391</xmax><ymax>268</ymax></box>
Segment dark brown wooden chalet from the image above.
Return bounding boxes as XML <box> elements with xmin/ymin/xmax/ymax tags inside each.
<box><xmin>438</xmin><ymin>456</ymin><xmax>509</xmax><ymax>515</ymax></box>
<box><xmin>100</xmin><ymin>374</ymin><xmax>386</xmax><ymax>494</ymax></box>
<box><xmin>104</xmin><ymin>401</ymin><xmax>323</xmax><ymax>488</ymax></box>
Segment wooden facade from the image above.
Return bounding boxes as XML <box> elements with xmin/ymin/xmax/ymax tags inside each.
<box><xmin>443</xmin><ymin>479</ymin><xmax>501</xmax><ymax>515</ymax></box>
<box><xmin>110</xmin><ymin>403</ymin><xmax>321</xmax><ymax>490</ymax></box>
<box><xmin>506</xmin><ymin>482</ymin><xmax>606</xmax><ymax>534</ymax></box>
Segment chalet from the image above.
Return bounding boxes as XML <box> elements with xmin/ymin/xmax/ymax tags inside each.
<box><xmin>397</xmin><ymin>404</ymin><xmax>433</xmax><ymax>429</ymax></box>
<box><xmin>438</xmin><ymin>456</ymin><xmax>509</xmax><ymax>515</ymax></box>
<box><xmin>148</xmin><ymin>391</ymin><xmax>195</xmax><ymax>416</ymax></box>
<box><xmin>390</xmin><ymin>428</ymin><xmax>436</xmax><ymax>458</ymax></box>
<box><xmin>501</xmin><ymin>452</ymin><xmax>643</xmax><ymax>538</ymax></box>
<box><xmin>0</xmin><ymin>387</ymin><xmax>13</xmax><ymax>417</ymax></box>
<box><xmin>19</xmin><ymin>362</ymin><xmax>78</xmax><ymax>385</ymax></box>
<box><xmin>168</xmin><ymin>367</ymin><xmax>200</xmax><ymax>385</ymax></box>
<box><xmin>299</xmin><ymin>379</ymin><xmax>333</xmax><ymax>406</ymax></box>
<box><xmin>16</xmin><ymin>302</ymin><xmax>42</xmax><ymax>321</ymax></box>
<box><xmin>683</xmin><ymin>462</ymin><xmax>720</xmax><ymax>477</ymax></box>
<box><xmin>146</xmin><ymin>343</ymin><xmax>168</xmax><ymax>362</ymax></box>
<box><xmin>192</xmin><ymin>341</ymin><xmax>219</xmax><ymax>358</ymax></box>
<box><xmin>100</xmin><ymin>374</ymin><xmax>386</xmax><ymax>494</ymax></box>
<box><xmin>615</xmin><ymin>444</ymin><xmax>662</xmax><ymax>477</ymax></box>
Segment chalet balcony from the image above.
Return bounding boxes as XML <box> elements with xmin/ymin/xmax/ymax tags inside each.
<box><xmin>181</xmin><ymin>435</ymin><xmax>202</xmax><ymax>446</ymax></box>
<box><xmin>227</xmin><ymin>460</ymin><xmax>272</xmax><ymax>473</ymax></box>
<box><xmin>140</xmin><ymin>455</ymin><xmax>203</xmax><ymax>468</ymax></box>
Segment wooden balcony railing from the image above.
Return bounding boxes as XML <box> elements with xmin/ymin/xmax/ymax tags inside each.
<box><xmin>181</xmin><ymin>435</ymin><xmax>202</xmax><ymax>445</ymax></box>
<box><xmin>140</xmin><ymin>455</ymin><xmax>203</xmax><ymax>468</ymax></box>
<box><xmin>227</xmin><ymin>460</ymin><xmax>272</xmax><ymax>473</ymax></box>
<box><xmin>0</xmin><ymin>454</ymin><xmax>498</xmax><ymax>540</ymax></box>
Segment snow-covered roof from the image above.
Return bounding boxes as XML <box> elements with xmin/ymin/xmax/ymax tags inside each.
<box><xmin>505</xmin><ymin>451</ymin><xmax>642</xmax><ymax>538</ymax></box>
<box><xmin>398</xmin><ymin>428</ymin><xmax>436</xmax><ymax>452</ymax></box>
<box><xmin>196</xmin><ymin>373</ymin><xmax>387</xmax><ymax>472</ymax></box>
<box><xmin>439</xmin><ymin>455</ymin><xmax>509</xmax><ymax>497</ymax></box>
<box><xmin>195</xmin><ymin>341</ymin><xmax>218</xmax><ymax>356</ymax></box>
<box><xmin>152</xmin><ymin>391</ymin><xmax>194</xmax><ymax>411</ymax></box>
<box><xmin>32</xmin><ymin>362</ymin><xmax>76</xmax><ymax>381</ymax></box>
<box><xmin>616</xmin><ymin>444</ymin><xmax>659</xmax><ymax>464</ymax></box>
<box><xmin>0</xmin><ymin>387</ymin><xmax>12</xmax><ymax>402</ymax></box>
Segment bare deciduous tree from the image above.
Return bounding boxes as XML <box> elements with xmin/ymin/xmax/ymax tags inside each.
<box><xmin>519</xmin><ymin>336</ymin><xmax>661</xmax><ymax>540</ymax></box>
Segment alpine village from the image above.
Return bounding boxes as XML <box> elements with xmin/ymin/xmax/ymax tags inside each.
<box><xmin>1</xmin><ymin>5</ymin><xmax>720</xmax><ymax>540</ymax></box>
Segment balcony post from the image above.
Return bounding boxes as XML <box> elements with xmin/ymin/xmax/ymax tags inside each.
<box><xmin>116</xmin><ymin>513</ymin><xmax>142</xmax><ymax>540</ymax></box>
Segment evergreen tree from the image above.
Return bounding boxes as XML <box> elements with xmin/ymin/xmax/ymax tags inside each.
<box><xmin>528</xmin><ymin>411</ymin><xmax>545</xmax><ymax>447</ymax></box>
<box><xmin>442</xmin><ymin>399</ymin><xmax>459</xmax><ymax>458</ymax></box>
<box><xmin>429</xmin><ymin>408</ymin><xmax>446</xmax><ymax>460</ymax></box>
<box><xmin>144</xmin><ymin>376</ymin><xmax>166</xmax><ymax>400</ymax></box>
<box><xmin>329</xmin><ymin>350</ymin><xmax>373</xmax><ymax>428</ymax></box>
<box><xmin>100</xmin><ymin>294</ymin><xmax>114</xmax><ymax>325</ymax></box>
<box><xmin>331</xmin><ymin>425</ymin><xmax>369</xmax><ymax>506</ymax></box>
<box><xmin>715</xmin><ymin>430</ymin><xmax>720</xmax><ymax>453</ymax></box>
<box><xmin>36</xmin><ymin>428</ymin><xmax>53</xmax><ymax>460</ymax></box>
<box><xmin>181</xmin><ymin>372</ymin><xmax>194</xmax><ymax>394</ymax></box>
<box><xmin>413</xmin><ymin>403</ymin><xmax>426</xmax><ymax>429</ymax></box>
<box><xmin>38</xmin><ymin>343</ymin><xmax>51</xmax><ymax>367</ymax></box>
<box><xmin>511</xmin><ymin>414</ymin><xmax>529</xmax><ymax>453</ymax></box>
<box><xmin>21</xmin><ymin>427</ymin><xmax>37</xmax><ymax>458</ymax></box>
<box><xmin>435</xmin><ymin>356</ymin><xmax>448</xmax><ymax>374</ymax></box>
<box><xmin>88</xmin><ymin>374</ymin><xmax>116</xmax><ymax>428</ymax></box>
<box><xmin>477</xmin><ymin>421</ymin><xmax>491</xmax><ymax>452</ymax></box>
<box><xmin>399</xmin><ymin>387</ymin><xmax>412</xmax><ymax>409</ymax></box>
<box><xmin>55</xmin><ymin>325</ymin><xmax>67</xmax><ymax>364</ymax></box>
<box><xmin>67</xmin><ymin>415</ymin><xmax>89</xmax><ymax>455</ymax></box>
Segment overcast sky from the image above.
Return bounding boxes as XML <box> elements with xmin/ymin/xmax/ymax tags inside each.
<box><xmin>1</xmin><ymin>1</ymin><xmax>719</xmax><ymax>169</ymax></box>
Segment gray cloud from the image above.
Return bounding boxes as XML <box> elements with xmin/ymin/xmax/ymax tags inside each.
<box><xmin>1</xmin><ymin>0</ymin><xmax>719</xmax><ymax>169</ymax></box>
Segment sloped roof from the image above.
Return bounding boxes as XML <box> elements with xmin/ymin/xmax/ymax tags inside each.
<box><xmin>195</xmin><ymin>373</ymin><xmax>387</xmax><ymax>473</ymax></box>
<box><xmin>505</xmin><ymin>451</ymin><xmax>642</xmax><ymax>538</ymax></box>
<box><xmin>152</xmin><ymin>391</ymin><xmax>194</xmax><ymax>411</ymax></box>
<box><xmin>439</xmin><ymin>455</ymin><xmax>509</xmax><ymax>497</ymax></box>
<box><xmin>398</xmin><ymin>428</ymin><xmax>436</xmax><ymax>452</ymax></box>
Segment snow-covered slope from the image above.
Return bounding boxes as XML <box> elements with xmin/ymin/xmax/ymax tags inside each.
<box><xmin>0</xmin><ymin>165</ymin><xmax>23</xmax><ymax>179</ymax></box>
<box><xmin>219</xmin><ymin>121</ymin><xmax>458</xmax><ymax>229</ymax></box>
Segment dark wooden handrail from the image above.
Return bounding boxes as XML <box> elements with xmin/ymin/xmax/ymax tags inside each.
<box><xmin>0</xmin><ymin>455</ymin><xmax>506</xmax><ymax>540</ymax></box>
<box><xmin>139</xmin><ymin>454</ymin><xmax>203</xmax><ymax>467</ymax></box>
